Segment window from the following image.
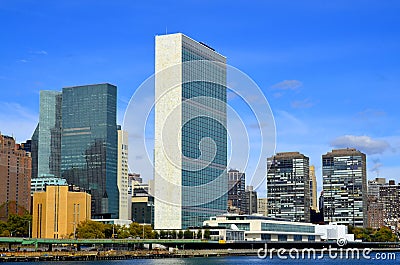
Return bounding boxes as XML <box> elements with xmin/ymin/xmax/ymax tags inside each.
<box><xmin>278</xmin><ymin>235</ymin><xmax>287</xmax><ymax>241</ymax></box>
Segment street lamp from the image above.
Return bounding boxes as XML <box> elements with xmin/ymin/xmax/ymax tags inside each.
<box><xmin>70</xmin><ymin>222</ymin><xmax>76</xmax><ymax>239</ymax></box>
<box><xmin>24</xmin><ymin>220</ymin><xmax>31</xmax><ymax>238</ymax></box>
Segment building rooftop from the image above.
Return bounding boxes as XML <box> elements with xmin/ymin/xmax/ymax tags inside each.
<box><xmin>323</xmin><ymin>148</ymin><xmax>365</xmax><ymax>157</ymax></box>
<box><xmin>270</xmin><ymin>152</ymin><xmax>308</xmax><ymax>159</ymax></box>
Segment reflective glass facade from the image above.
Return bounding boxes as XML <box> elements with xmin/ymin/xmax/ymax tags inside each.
<box><xmin>261</xmin><ymin>222</ymin><xmax>315</xmax><ymax>233</ymax></box>
<box><xmin>322</xmin><ymin>149</ymin><xmax>367</xmax><ymax>227</ymax></box>
<box><xmin>154</xmin><ymin>34</ymin><xmax>227</xmax><ymax>230</ymax></box>
<box><xmin>37</xmin><ymin>91</ymin><xmax>62</xmax><ymax>178</ymax></box>
<box><xmin>181</xmin><ymin>43</ymin><xmax>227</xmax><ymax>228</ymax></box>
<box><xmin>61</xmin><ymin>84</ymin><xmax>118</xmax><ymax>218</ymax></box>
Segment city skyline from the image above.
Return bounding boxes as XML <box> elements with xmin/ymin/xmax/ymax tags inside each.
<box><xmin>1</xmin><ymin>1</ymin><xmax>400</xmax><ymax>197</ymax></box>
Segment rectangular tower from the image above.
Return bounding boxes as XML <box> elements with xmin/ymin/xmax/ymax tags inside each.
<box><xmin>267</xmin><ymin>152</ymin><xmax>310</xmax><ymax>222</ymax></box>
<box><xmin>309</xmin><ymin>165</ymin><xmax>318</xmax><ymax>211</ymax></box>
<box><xmin>61</xmin><ymin>84</ymin><xmax>119</xmax><ymax>218</ymax></box>
<box><xmin>117</xmin><ymin>126</ymin><xmax>130</xmax><ymax>220</ymax></box>
<box><xmin>0</xmin><ymin>134</ymin><xmax>31</xmax><ymax>221</ymax></box>
<box><xmin>154</xmin><ymin>33</ymin><xmax>227</xmax><ymax>229</ymax></box>
<box><xmin>228</xmin><ymin>169</ymin><xmax>245</xmax><ymax>214</ymax></box>
<box><xmin>322</xmin><ymin>148</ymin><xmax>367</xmax><ymax>227</ymax></box>
<box><xmin>35</xmin><ymin>90</ymin><xmax>62</xmax><ymax>178</ymax></box>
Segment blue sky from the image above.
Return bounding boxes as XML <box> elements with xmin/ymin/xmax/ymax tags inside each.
<box><xmin>1</xmin><ymin>0</ymin><xmax>400</xmax><ymax>196</ymax></box>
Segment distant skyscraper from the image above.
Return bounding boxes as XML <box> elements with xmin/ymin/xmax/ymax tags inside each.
<box><xmin>61</xmin><ymin>84</ymin><xmax>119</xmax><ymax>218</ymax></box>
<box><xmin>367</xmin><ymin>195</ymin><xmax>384</xmax><ymax>229</ymax></box>
<box><xmin>30</xmin><ymin>125</ymin><xmax>39</xmax><ymax>178</ymax></box>
<box><xmin>243</xmin><ymin>186</ymin><xmax>258</xmax><ymax>215</ymax></box>
<box><xmin>322</xmin><ymin>148</ymin><xmax>367</xmax><ymax>227</ymax></box>
<box><xmin>319</xmin><ymin>191</ymin><xmax>324</xmax><ymax>213</ymax></box>
<box><xmin>257</xmin><ymin>198</ymin><xmax>268</xmax><ymax>216</ymax></box>
<box><xmin>0</xmin><ymin>134</ymin><xmax>31</xmax><ymax>221</ymax></box>
<box><xmin>368</xmin><ymin>177</ymin><xmax>386</xmax><ymax>198</ymax></box>
<box><xmin>31</xmin><ymin>91</ymin><xmax>62</xmax><ymax>179</ymax></box>
<box><xmin>228</xmin><ymin>169</ymin><xmax>245</xmax><ymax>213</ymax></box>
<box><xmin>267</xmin><ymin>152</ymin><xmax>310</xmax><ymax>222</ymax></box>
<box><xmin>117</xmin><ymin>126</ymin><xmax>130</xmax><ymax>220</ymax></box>
<box><xmin>154</xmin><ymin>33</ymin><xmax>227</xmax><ymax>229</ymax></box>
<box><xmin>309</xmin><ymin>165</ymin><xmax>318</xmax><ymax>211</ymax></box>
<box><xmin>379</xmin><ymin>180</ymin><xmax>400</xmax><ymax>232</ymax></box>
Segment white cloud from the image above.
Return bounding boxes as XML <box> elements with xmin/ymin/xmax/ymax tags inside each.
<box><xmin>0</xmin><ymin>102</ymin><xmax>38</xmax><ymax>142</ymax></box>
<box><xmin>291</xmin><ymin>98</ymin><xmax>315</xmax><ymax>109</ymax></box>
<box><xmin>32</xmin><ymin>50</ymin><xmax>48</xmax><ymax>55</ymax></box>
<box><xmin>330</xmin><ymin>135</ymin><xmax>391</xmax><ymax>155</ymax></box>
<box><xmin>275</xmin><ymin>110</ymin><xmax>308</xmax><ymax>136</ymax></box>
<box><xmin>271</xmin><ymin>80</ymin><xmax>302</xmax><ymax>90</ymax></box>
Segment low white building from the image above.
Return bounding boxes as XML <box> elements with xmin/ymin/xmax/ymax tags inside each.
<box><xmin>204</xmin><ymin>214</ymin><xmax>355</xmax><ymax>243</ymax></box>
<box><xmin>315</xmin><ymin>222</ymin><xmax>355</xmax><ymax>242</ymax></box>
<box><xmin>92</xmin><ymin>219</ymin><xmax>132</xmax><ymax>226</ymax></box>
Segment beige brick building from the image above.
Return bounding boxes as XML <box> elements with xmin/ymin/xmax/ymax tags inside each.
<box><xmin>32</xmin><ymin>185</ymin><xmax>91</xmax><ymax>238</ymax></box>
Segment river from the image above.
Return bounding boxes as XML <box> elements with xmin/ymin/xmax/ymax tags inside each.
<box><xmin>4</xmin><ymin>253</ymin><xmax>400</xmax><ymax>265</ymax></box>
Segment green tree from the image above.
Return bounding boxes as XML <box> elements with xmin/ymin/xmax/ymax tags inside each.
<box><xmin>7</xmin><ymin>214</ymin><xmax>32</xmax><ymax>237</ymax></box>
<box><xmin>204</xmin><ymin>229</ymin><xmax>211</xmax><ymax>240</ymax></box>
<box><xmin>171</xmin><ymin>230</ymin><xmax>177</xmax><ymax>239</ymax></box>
<box><xmin>128</xmin><ymin>222</ymin><xmax>143</xmax><ymax>238</ymax></box>
<box><xmin>159</xmin><ymin>230</ymin><xmax>166</xmax><ymax>239</ymax></box>
<box><xmin>76</xmin><ymin>220</ymin><xmax>106</xmax><ymax>239</ymax></box>
<box><xmin>117</xmin><ymin>225</ymin><xmax>131</xmax><ymax>239</ymax></box>
<box><xmin>197</xmin><ymin>229</ymin><xmax>202</xmax><ymax>239</ymax></box>
<box><xmin>184</xmin><ymin>229</ymin><xmax>193</xmax><ymax>239</ymax></box>
<box><xmin>372</xmin><ymin>227</ymin><xmax>397</xmax><ymax>242</ymax></box>
<box><xmin>177</xmin><ymin>230</ymin><xmax>183</xmax><ymax>239</ymax></box>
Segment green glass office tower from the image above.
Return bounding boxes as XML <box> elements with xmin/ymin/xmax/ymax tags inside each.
<box><xmin>61</xmin><ymin>84</ymin><xmax>119</xmax><ymax>218</ymax></box>
<box><xmin>38</xmin><ymin>91</ymin><xmax>62</xmax><ymax>178</ymax></box>
<box><xmin>154</xmin><ymin>33</ymin><xmax>227</xmax><ymax>229</ymax></box>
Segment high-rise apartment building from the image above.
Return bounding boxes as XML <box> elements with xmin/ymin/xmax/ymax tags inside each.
<box><xmin>267</xmin><ymin>152</ymin><xmax>310</xmax><ymax>222</ymax></box>
<box><xmin>367</xmin><ymin>177</ymin><xmax>386</xmax><ymax>229</ymax></box>
<box><xmin>117</xmin><ymin>126</ymin><xmax>130</xmax><ymax>220</ymax></box>
<box><xmin>322</xmin><ymin>148</ymin><xmax>367</xmax><ymax>227</ymax></box>
<box><xmin>367</xmin><ymin>195</ymin><xmax>384</xmax><ymax>229</ymax></box>
<box><xmin>154</xmin><ymin>33</ymin><xmax>227</xmax><ymax>229</ymax></box>
<box><xmin>379</xmin><ymin>181</ymin><xmax>400</xmax><ymax>232</ymax></box>
<box><xmin>228</xmin><ymin>169</ymin><xmax>245</xmax><ymax>213</ymax></box>
<box><xmin>0</xmin><ymin>134</ymin><xmax>31</xmax><ymax>220</ymax></box>
<box><xmin>368</xmin><ymin>177</ymin><xmax>386</xmax><ymax>198</ymax></box>
<box><xmin>310</xmin><ymin>165</ymin><xmax>318</xmax><ymax>211</ymax></box>
<box><xmin>61</xmin><ymin>84</ymin><xmax>119</xmax><ymax>218</ymax></box>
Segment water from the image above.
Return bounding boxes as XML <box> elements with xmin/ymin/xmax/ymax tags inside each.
<box><xmin>4</xmin><ymin>253</ymin><xmax>400</xmax><ymax>265</ymax></box>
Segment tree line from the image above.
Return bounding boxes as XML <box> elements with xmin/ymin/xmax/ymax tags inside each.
<box><xmin>75</xmin><ymin>220</ymin><xmax>211</xmax><ymax>240</ymax></box>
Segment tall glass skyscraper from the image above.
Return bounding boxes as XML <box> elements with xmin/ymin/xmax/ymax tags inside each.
<box><xmin>61</xmin><ymin>84</ymin><xmax>119</xmax><ymax>218</ymax></box>
<box><xmin>154</xmin><ymin>33</ymin><xmax>227</xmax><ymax>229</ymax></box>
<box><xmin>37</xmin><ymin>91</ymin><xmax>62</xmax><ymax>178</ymax></box>
<box><xmin>322</xmin><ymin>148</ymin><xmax>367</xmax><ymax>227</ymax></box>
